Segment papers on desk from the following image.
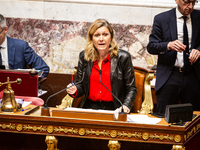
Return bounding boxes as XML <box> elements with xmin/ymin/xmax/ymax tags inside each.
<box><xmin>12</xmin><ymin>99</ymin><xmax>32</xmax><ymax>107</ymax></box>
<box><xmin>151</xmin><ymin>78</ymin><xmax>156</xmax><ymax>86</ymax></box>
<box><xmin>15</xmin><ymin>98</ymin><xmax>32</xmax><ymax>107</ymax></box>
<box><xmin>65</xmin><ymin>108</ymin><xmax>162</xmax><ymax>124</ymax></box>
<box><xmin>22</xmin><ymin>101</ymin><xmax>32</xmax><ymax>107</ymax></box>
<box><xmin>127</xmin><ymin>114</ymin><xmax>162</xmax><ymax>124</ymax></box>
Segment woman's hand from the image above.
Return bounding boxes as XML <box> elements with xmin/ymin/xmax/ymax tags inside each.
<box><xmin>66</xmin><ymin>83</ymin><xmax>77</xmax><ymax>95</ymax></box>
<box><xmin>119</xmin><ymin>105</ymin><xmax>130</xmax><ymax>113</ymax></box>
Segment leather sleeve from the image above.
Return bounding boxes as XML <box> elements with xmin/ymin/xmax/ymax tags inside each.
<box><xmin>112</xmin><ymin>50</ymin><xmax>137</xmax><ymax>109</ymax></box>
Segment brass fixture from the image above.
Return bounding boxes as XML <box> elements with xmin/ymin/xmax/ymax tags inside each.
<box><xmin>0</xmin><ymin>77</ymin><xmax>22</xmax><ymax>112</ymax></box>
<box><xmin>138</xmin><ymin>72</ymin><xmax>154</xmax><ymax>114</ymax></box>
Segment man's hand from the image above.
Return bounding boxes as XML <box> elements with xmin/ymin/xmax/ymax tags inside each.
<box><xmin>189</xmin><ymin>49</ymin><xmax>200</xmax><ymax>63</ymax></box>
<box><xmin>168</xmin><ymin>40</ymin><xmax>186</xmax><ymax>52</ymax></box>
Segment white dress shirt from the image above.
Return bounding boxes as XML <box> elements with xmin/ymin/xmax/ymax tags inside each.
<box><xmin>174</xmin><ymin>7</ymin><xmax>192</xmax><ymax>67</ymax></box>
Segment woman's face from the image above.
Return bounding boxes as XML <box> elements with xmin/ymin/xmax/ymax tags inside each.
<box><xmin>92</xmin><ymin>26</ymin><xmax>111</xmax><ymax>53</ymax></box>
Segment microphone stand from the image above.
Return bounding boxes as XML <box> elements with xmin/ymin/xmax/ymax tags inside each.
<box><xmin>41</xmin><ymin>72</ymin><xmax>85</xmax><ymax>116</ymax></box>
<box><xmin>41</xmin><ymin>88</ymin><xmax>68</xmax><ymax>116</ymax></box>
<box><xmin>99</xmin><ymin>70</ymin><xmax>127</xmax><ymax>121</ymax></box>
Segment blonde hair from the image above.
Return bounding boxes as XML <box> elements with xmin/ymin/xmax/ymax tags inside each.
<box><xmin>85</xmin><ymin>19</ymin><xmax>119</xmax><ymax>62</ymax></box>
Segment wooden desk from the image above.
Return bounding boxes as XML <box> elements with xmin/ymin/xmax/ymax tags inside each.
<box><xmin>0</xmin><ymin>108</ymin><xmax>199</xmax><ymax>150</ymax></box>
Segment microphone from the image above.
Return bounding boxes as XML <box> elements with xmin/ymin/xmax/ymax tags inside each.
<box><xmin>41</xmin><ymin>70</ymin><xmax>85</xmax><ymax>116</ymax></box>
<box><xmin>99</xmin><ymin>70</ymin><xmax>126</xmax><ymax>114</ymax></box>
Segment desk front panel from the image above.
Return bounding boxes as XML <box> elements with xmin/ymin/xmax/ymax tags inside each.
<box><xmin>0</xmin><ymin>109</ymin><xmax>200</xmax><ymax>150</ymax></box>
<box><xmin>0</xmin><ymin>113</ymin><xmax>196</xmax><ymax>145</ymax></box>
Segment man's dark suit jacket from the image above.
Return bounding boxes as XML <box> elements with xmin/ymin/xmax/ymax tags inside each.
<box><xmin>147</xmin><ymin>8</ymin><xmax>200</xmax><ymax>91</ymax></box>
<box><xmin>7</xmin><ymin>37</ymin><xmax>49</xmax><ymax>77</ymax></box>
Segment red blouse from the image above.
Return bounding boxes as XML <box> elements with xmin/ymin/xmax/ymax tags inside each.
<box><xmin>88</xmin><ymin>54</ymin><xmax>113</xmax><ymax>102</ymax></box>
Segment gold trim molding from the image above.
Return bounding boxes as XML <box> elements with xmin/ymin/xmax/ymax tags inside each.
<box><xmin>0</xmin><ymin>123</ymin><xmax>182</xmax><ymax>143</ymax></box>
<box><xmin>184</xmin><ymin>123</ymin><xmax>200</xmax><ymax>141</ymax></box>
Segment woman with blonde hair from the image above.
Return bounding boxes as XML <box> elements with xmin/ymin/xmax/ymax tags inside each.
<box><xmin>67</xmin><ymin>19</ymin><xmax>137</xmax><ymax>113</ymax></box>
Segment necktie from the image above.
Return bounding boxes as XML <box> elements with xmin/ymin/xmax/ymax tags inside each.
<box><xmin>183</xmin><ymin>16</ymin><xmax>190</xmax><ymax>72</ymax></box>
<box><xmin>0</xmin><ymin>46</ymin><xmax>2</xmax><ymax>65</ymax></box>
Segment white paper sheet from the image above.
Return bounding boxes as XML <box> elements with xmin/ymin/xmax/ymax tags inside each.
<box><xmin>22</xmin><ymin>101</ymin><xmax>32</xmax><ymax>107</ymax></box>
<box><xmin>127</xmin><ymin>114</ymin><xmax>162</xmax><ymax>124</ymax></box>
<box><xmin>151</xmin><ymin>78</ymin><xmax>156</xmax><ymax>86</ymax></box>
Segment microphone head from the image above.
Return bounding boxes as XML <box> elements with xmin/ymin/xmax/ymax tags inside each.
<box><xmin>99</xmin><ymin>70</ymin><xmax>102</xmax><ymax>75</ymax></box>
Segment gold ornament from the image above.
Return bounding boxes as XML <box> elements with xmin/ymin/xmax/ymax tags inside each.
<box><xmin>78</xmin><ymin>128</ymin><xmax>86</xmax><ymax>136</ymax></box>
<box><xmin>142</xmin><ymin>132</ymin><xmax>149</xmax><ymax>140</ymax></box>
<box><xmin>110</xmin><ymin>130</ymin><xmax>117</xmax><ymax>138</ymax></box>
<box><xmin>174</xmin><ymin>135</ymin><xmax>181</xmax><ymax>143</ymax></box>
<box><xmin>16</xmin><ymin>124</ymin><xmax>23</xmax><ymax>131</ymax></box>
<box><xmin>47</xmin><ymin>126</ymin><xmax>54</xmax><ymax>133</ymax></box>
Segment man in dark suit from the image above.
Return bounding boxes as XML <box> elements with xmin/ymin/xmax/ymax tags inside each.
<box><xmin>147</xmin><ymin>0</ymin><xmax>200</xmax><ymax>115</ymax></box>
<box><xmin>0</xmin><ymin>14</ymin><xmax>49</xmax><ymax>77</ymax></box>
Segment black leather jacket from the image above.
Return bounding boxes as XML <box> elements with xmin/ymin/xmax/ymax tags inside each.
<box><xmin>74</xmin><ymin>49</ymin><xmax>137</xmax><ymax>110</ymax></box>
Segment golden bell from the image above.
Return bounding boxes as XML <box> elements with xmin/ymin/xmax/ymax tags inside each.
<box><xmin>0</xmin><ymin>77</ymin><xmax>22</xmax><ymax>112</ymax></box>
